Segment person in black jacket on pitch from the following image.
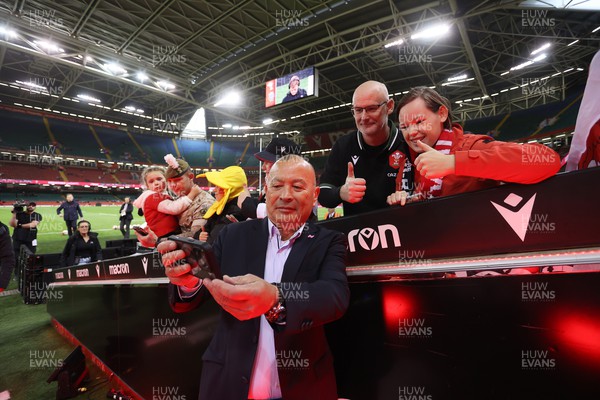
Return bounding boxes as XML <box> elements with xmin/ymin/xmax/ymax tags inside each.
<box><xmin>60</xmin><ymin>220</ymin><xmax>102</xmax><ymax>267</ymax></box>
<box><xmin>56</xmin><ymin>193</ymin><xmax>83</xmax><ymax>236</ymax></box>
<box><xmin>118</xmin><ymin>197</ymin><xmax>134</xmax><ymax>238</ymax></box>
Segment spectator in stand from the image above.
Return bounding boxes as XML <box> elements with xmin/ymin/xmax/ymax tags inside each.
<box><xmin>387</xmin><ymin>87</ymin><xmax>561</xmax><ymax>206</ymax></box>
<box><xmin>118</xmin><ymin>197</ymin><xmax>134</xmax><ymax>239</ymax></box>
<box><xmin>60</xmin><ymin>220</ymin><xmax>102</xmax><ymax>267</ymax></box>
<box><xmin>0</xmin><ymin>220</ymin><xmax>15</xmax><ymax>293</ymax></box>
<box><xmin>57</xmin><ymin>194</ymin><xmax>83</xmax><ymax>236</ymax></box>
<box><xmin>195</xmin><ymin>166</ymin><xmax>247</xmax><ymax>244</ymax></box>
<box><xmin>10</xmin><ymin>202</ymin><xmax>42</xmax><ymax>259</ymax></box>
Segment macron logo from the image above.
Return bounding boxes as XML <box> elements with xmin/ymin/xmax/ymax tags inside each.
<box><xmin>142</xmin><ymin>257</ymin><xmax>148</xmax><ymax>275</ymax></box>
<box><xmin>491</xmin><ymin>193</ymin><xmax>536</xmax><ymax>242</ymax></box>
<box><xmin>351</xmin><ymin>155</ymin><xmax>359</xmax><ymax>165</ymax></box>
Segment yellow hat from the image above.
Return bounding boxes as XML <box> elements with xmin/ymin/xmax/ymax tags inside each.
<box><xmin>197</xmin><ymin>166</ymin><xmax>247</xmax><ymax>219</ymax></box>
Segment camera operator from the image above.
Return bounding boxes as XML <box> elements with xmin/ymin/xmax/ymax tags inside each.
<box><xmin>9</xmin><ymin>202</ymin><xmax>43</xmax><ymax>258</ymax></box>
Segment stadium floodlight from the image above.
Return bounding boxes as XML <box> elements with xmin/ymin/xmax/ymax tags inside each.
<box><xmin>136</xmin><ymin>72</ymin><xmax>148</xmax><ymax>82</ymax></box>
<box><xmin>104</xmin><ymin>63</ymin><xmax>127</xmax><ymax>75</ymax></box>
<box><xmin>593</xmin><ymin>26</ymin><xmax>600</xmax><ymax>33</ymax></box>
<box><xmin>567</xmin><ymin>40</ymin><xmax>579</xmax><ymax>47</ymax></box>
<box><xmin>0</xmin><ymin>26</ymin><xmax>17</xmax><ymax>38</ymax></box>
<box><xmin>262</xmin><ymin>118</ymin><xmax>274</xmax><ymax>125</ymax></box>
<box><xmin>509</xmin><ymin>53</ymin><xmax>546</xmax><ymax>72</ymax></box>
<box><xmin>222</xmin><ymin>123</ymin><xmax>232</xmax><ymax>128</ymax></box>
<box><xmin>531</xmin><ymin>43</ymin><xmax>551</xmax><ymax>55</ymax></box>
<box><xmin>77</xmin><ymin>93</ymin><xmax>101</xmax><ymax>103</ymax></box>
<box><xmin>34</xmin><ymin>40</ymin><xmax>64</xmax><ymax>53</ymax></box>
<box><xmin>411</xmin><ymin>23</ymin><xmax>450</xmax><ymax>40</ymax></box>
<box><xmin>447</xmin><ymin>74</ymin><xmax>467</xmax><ymax>82</ymax></box>
<box><xmin>214</xmin><ymin>90</ymin><xmax>241</xmax><ymax>107</ymax></box>
<box><xmin>384</xmin><ymin>39</ymin><xmax>404</xmax><ymax>48</ymax></box>
<box><xmin>156</xmin><ymin>80</ymin><xmax>175</xmax><ymax>90</ymax></box>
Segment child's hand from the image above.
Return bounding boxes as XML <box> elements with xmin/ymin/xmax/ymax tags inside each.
<box><xmin>198</xmin><ymin>225</ymin><xmax>209</xmax><ymax>242</ymax></box>
<box><xmin>188</xmin><ymin>185</ymin><xmax>201</xmax><ymax>199</ymax></box>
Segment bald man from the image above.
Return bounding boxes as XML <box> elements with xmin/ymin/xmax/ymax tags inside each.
<box><xmin>160</xmin><ymin>155</ymin><xmax>349</xmax><ymax>399</ymax></box>
<box><xmin>318</xmin><ymin>81</ymin><xmax>412</xmax><ymax>216</ymax></box>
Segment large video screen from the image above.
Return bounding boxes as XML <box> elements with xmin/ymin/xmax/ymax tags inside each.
<box><xmin>265</xmin><ymin>66</ymin><xmax>318</xmax><ymax>108</ymax></box>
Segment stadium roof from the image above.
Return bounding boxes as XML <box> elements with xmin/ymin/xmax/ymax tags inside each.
<box><xmin>0</xmin><ymin>0</ymin><xmax>598</xmax><ymax>142</ymax></box>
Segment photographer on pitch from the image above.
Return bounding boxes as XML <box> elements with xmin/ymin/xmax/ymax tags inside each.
<box><xmin>9</xmin><ymin>202</ymin><xmax>43</xmax><ymax>268</ymax></box>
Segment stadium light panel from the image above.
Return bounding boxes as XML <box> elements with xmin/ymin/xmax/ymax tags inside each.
<box><xmin>411</xmin><ymin>23</ymin><xmax>450</xmax><ymax>40</ymax></box>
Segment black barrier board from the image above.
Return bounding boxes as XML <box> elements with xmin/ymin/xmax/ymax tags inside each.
<box><xmin>49</xmin><ymin>252</ymin><xmax>166</xmax><ymax>283</ymax></box>
<box><xmin>319</xmin><ymin>169</ymin><xmax>600</xmax><ymax>267</ymax></box>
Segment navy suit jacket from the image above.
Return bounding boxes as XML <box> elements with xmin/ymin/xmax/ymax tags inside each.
<box><xmin>168</xmin><ymin>218</ymin><xmax>349</xmax><ymax>400</ymax></box>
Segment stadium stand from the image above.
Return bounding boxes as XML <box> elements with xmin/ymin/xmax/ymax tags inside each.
<box><xmin>492</xmin><ymin>94</ymin><xmax>581</xmax><ymax>141</ymax></box>
<box><xmin>0</xmin><ymin>161</ymin><xmax>63</xmax><ymax>181</ymax></box>
<box><xmin>46</xmin><ymin>118</ymin><xmax>106</xmax><ymax>159</ymax></box>
<box><xmin>0</xmin><ymin>109</ymin><xmax>49</xmax><ymax>151</ymax></box>
<box><xmin>129</xmin><ymin>132</ymin><xmax>176</xmax><ymax>164</ymax></box>
<box><xmin>94</xmin><ymin>126</ymin><xmax>145</xmax><ymax>163</ymax></box>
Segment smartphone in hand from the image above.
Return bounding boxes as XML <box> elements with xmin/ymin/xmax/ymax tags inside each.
<box><xmin>168</xmin><ymin>235</ymin><xmax>221</xmax><ymax>280</ymax></box>
<box><xmin>132</xmin><ymin>225</ymin><xmax>148</xmax><ymax>236</ymax></box>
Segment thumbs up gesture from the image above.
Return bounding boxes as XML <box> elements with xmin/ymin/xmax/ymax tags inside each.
<box><xmin>340</xmin><ymin>162</ymin><xmax>367</xmax><ymax>203</ymax></box>
<box><xmin>414</xmin><ymin>140</ymin><xmax>456</xmax><ymax>179</ymax></box>
<box><xmin>198</xmin><ymin>225</ymin><xmax>209</xmax><ymax>242</ymax></box>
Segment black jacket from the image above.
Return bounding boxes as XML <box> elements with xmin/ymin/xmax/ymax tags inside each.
<box><xmin>318</xmin><ymin>121</ymin><xmax>411</xmax><ymax>216</ymax></box>
<box><xmin>0</xmin><ymin>221</ymin><xmax>15</xmax><ymax>289</ymax></box>
<box><xmin>119</xmin><ymin>203</ymin><xmax>134</xmax><ymax>221</ymax></box>
<box><xmin>60</xmin><ymin>231</ymin><xmax>102</xmax><ymax>267</ymax></box>
<box><xmin>170</xmin><ymin>219</ymin><xmax>349</xmax><ymax>400</ymax></box>
<box><xmin>194</xmin><ymin>199</ymin><xmax>245</xmax><ymax>245</ymax></box>
<box><xmin>57</xmin><ymin>200</ymin><xmax>83</xmax><ymax>221</ymax></box>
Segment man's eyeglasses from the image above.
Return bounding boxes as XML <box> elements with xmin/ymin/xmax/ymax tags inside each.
<box><xmin>351</xmin><ymin>101</ymin><xmax>387</xmax><ymax>116</ymax></box>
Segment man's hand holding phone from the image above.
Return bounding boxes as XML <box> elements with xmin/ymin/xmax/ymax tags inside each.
<box><xmin>157</xmin><ymin>239</ymin><xmax>200</xmax><ymax>289</ymax></box>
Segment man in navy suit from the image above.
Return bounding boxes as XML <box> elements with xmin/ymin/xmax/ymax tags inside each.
<box><xmin>159</xmin><ymin>155</ymin><xmax>349</xmax><ymax>400</ymax></box>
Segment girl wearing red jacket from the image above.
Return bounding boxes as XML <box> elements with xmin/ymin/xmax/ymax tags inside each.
<box><xmin>387</xmin><ymin>87</ymin><xmax>561</xmax><ymax>206</ymax></box>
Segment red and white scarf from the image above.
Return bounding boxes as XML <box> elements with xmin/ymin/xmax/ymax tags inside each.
<box><xmin>414</xmin><ymin>128</ymin><xmax>455</xmax><ymax>198</ymax></box>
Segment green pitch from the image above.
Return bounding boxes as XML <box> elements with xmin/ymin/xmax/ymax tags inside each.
<box><xmin>0</xmin><ymin>205</ymin><xmax>144</xmax><ymax>254</ymax></box>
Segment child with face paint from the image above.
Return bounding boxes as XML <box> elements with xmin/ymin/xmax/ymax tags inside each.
<box><xmin>387</xmin><ymin>87</ymin><xmax>561</xmax><ymax>206</ymax></box>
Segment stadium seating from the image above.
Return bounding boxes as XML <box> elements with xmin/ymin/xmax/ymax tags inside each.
<box><xmin>46</xmin><ymin>118</ymin><xmax>106</xmax><ymax>159</ymax></box>
<box><xmin>94</xmin><ymin>126</ymin><xmax>146</xmax><ymax>163</ymax></box>
<box><xmin>1</xmin><ymin>162</ymin><xmax>63</xmax><ymax>181</ymax></box>
<box><xmin>0</xmin><ymin>109</ymin><xmax>49</xmax><ymax>151</ymax></box>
